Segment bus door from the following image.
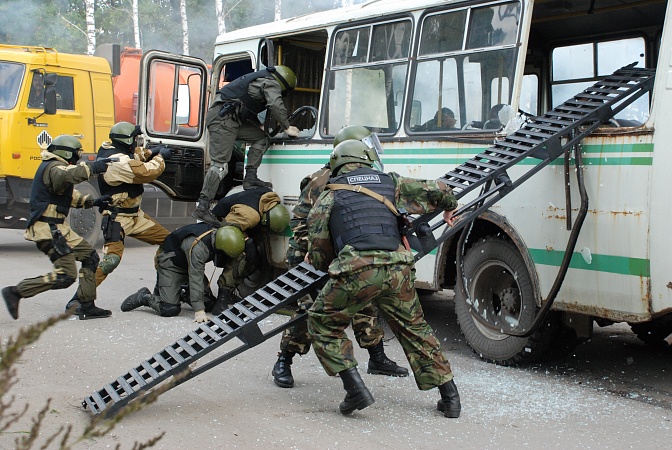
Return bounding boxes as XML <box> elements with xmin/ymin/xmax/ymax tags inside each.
<box><xmin>137</xmin><ymin>50</ymin><xmax>208</xmax><ymax>201</ymax></box>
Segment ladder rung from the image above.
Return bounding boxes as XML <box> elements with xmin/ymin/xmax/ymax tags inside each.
<box><xmin>210</xmin><ymin>315</ymin><xmax>235</xmax><ymax>334</ymax></box>
<box><xmin>116</xmin><ymin>376</ymin><xmax>135</xmax><ymax>395</ymax></box>
<box><xmin>176</xmin><ymin>339</ymin><xmax>198</xmax><ymax>357</ymax></box>
<box><xmin>241</xmin><ymin>296</ymin><xmax>271</xmax><ymax>313</ymax></box>
<box><xmin>104</xmin><ymin>384</ymin><xmax>122</xmax><ymax>402</ymax></box>
<box><xmin>232</xmin><ymin>304</ymin><xmax>258</xmax><ymax>321</ymax></box>
<box><xmin>164</xmin><ymin>346</ymin><xmax>186</xmax><ymax>365</ymax></box>
<box><xmin>199</xmin><ymin>324</ymin><xmax>224</xmax><ymax>342</ymax></box>
<box><xmin>129</xmin><ymin>368</ymin><xmax>148</xmax><ymax>387</ymax></box>
<box><xmin>91</xmin><ymin>392</ymin><xmax>107</xmax><ymax>411</ymax></box>
<box><xmin>276</xmin><ymin>274</ymin><xmax>304</xmax><ymax>291</ymax></box>
<box><xmin>141</xmin><ymin>361</ymin><xmax>160</xmax><ymax>379</ymax></box>
<box><xmin>222</xmin><ymin>309</ymin><xmax>247</xmax><ymax>327</ymax></box>
<box><xmin>266</xmin><ymin>281</ymin><xmax>294</xmax><ymax>298</ymax></box>
<box><xmin>153</xmin><ymin>353</ymin><xmax>173</xmax><ymax>372</ymax></box>
<box><xmin>187</xmin><ymin>331</ymin><xmax>211</xmax><ymax>350</ymax></box>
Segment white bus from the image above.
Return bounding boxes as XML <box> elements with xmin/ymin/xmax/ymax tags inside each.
<box><xmin>135</xmin><ymin>0</ymin><xmax>672</xmax><ymax>364</ymax></box>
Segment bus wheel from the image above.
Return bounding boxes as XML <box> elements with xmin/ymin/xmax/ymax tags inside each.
<box><xmin>454</xmin><ymin>237</ymin><xmax>556</xmax><ymax>365</ymax></box>
<box><xmin>68</xmin><ymin>181</ymin><xmax>102</xmax><ymax>248</ymax></box>
<box><xmin>630</xmin><ymin>314</ymin><xmax>672</xmax><ymax>349</ymax></box>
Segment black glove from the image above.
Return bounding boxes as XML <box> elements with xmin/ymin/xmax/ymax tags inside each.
<box><xmin>92</xmin><ymin>195</ymin><xmax>113</xmax><ymax>212</ymax></box>
<box><xmin>244</xmin><ymin>238</ymin><xmax>260</xmax><ymax>265</ymax></box>
<box><xmin>88</xmin><ymin>157</ymin><xmax>118</xmax><ymax>174</ymax></box>
<box><xmin>150</xmin><ymin>146</ymin><xmax>172</xmax><ymax>161</ymax></box>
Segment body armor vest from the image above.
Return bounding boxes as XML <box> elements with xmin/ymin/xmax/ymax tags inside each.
<box><xmin>216</xmin><ymin>70</ymin><xmax>272</xmax><ymax>121</ymax></box>
<box><xmin>329</xmin><ymin>167</ymin><xmax>401</xmax><ymax>253</ymax></box>
<box><xmin>97</xmin><ymin>144</ymin><xmax>144</xmax><ymax>198</ymax></box>
<box><xmin>27</xmin><ymin>160</ymin><xmax>73</xmax><ymax>228</ymax></box>
<box><xmin>163</xmin><ymin>222</ymin><xmax>215</xmax><ymax>269</ymax></box>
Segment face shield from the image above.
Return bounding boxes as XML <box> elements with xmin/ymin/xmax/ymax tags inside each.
<box><xmin>361</xmin><ymin>133</ymin><xmax>384</xmax><ymax>171</ymax></box>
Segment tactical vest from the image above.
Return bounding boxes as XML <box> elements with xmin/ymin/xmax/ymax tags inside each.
<box><xmin>27</xmin><ymin>160</ymin><xmax>74</xmax><ymax>228</ymax></box>
<box><xmin>163</xmin><ymin>222</ymin><xmax>216</xmax><ymax>270</ymax></box>
<box><xmin>328</xmin><ymin>167</ymin><xmax>401</xmax><ymax>253</ymax></box>
<box><xmin>216</xmin><ymin>70</ymin><xmax>272</xmax><ymax>121</ymax></box>
<box><xmin>97</xmin><ymin>144</ymin><xmax>144</xmax><ymax>198</ymax></box>
<box><xmin>212</xmin><ymin>186</ymin><xmax>270</xmax><ymax>218</ymax></box>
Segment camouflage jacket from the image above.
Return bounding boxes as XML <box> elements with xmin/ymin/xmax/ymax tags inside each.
<box><xmin>306</xmin><ymin>164</ymin><xmax>458</xmax><ymax>275</ymax></box>
<box><xmin>285</xmin><ymin>165</ymin><xmax>331</xmax><ymax>265</ymax></box>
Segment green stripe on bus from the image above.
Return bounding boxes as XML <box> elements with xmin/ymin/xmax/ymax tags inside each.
<box><xmin>528</xmin><ymin>248</ymin><xmax>650</xmax><ymax>277</ymax></box>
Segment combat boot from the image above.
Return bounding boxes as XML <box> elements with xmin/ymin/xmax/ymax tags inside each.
<box><xmin>338</xmin><ymin>367</ymin><xmax>375</xmax><ymax>415</ymax></box>
<box><xmin>367</xmin><ymin>340</ymin><xmax>409</xmax><ymax>377</ymax></box>
<box><xmin>191</xmin><ymin>198</ymin><xmax>219</xmax><ymax>225</ymax></box>
<box><xmin>242</xmin><ymin>167</ymin><xmax>272</xmax><ymax>190</ymax></box>
<box><xmin>272</xmin><ymin>351</ymin><xmax>295</xmax><ymax>388</ymax></box>
<box><xmin>121</xmin><ymin>287</ymin><xmax>152</xmax><ymax>312</ymax></box>
<box><xmin>211</xmin><ymin>288</ymin><xmax>241</xmax><ymax>315</ymax></box>
<box><xmin>2</xmin><ymin>286</ymin><xmax>22</xmax><ymax>320</ymax></box>
<box><xmin>437</xmin><ymin>379</ymin><xmax>461</xmax><ymax>418</ymax></box>
<box><xmin>77</xmin><ymin>301</ymin><xmax>112</xmax><ymax>320</ymax></box>
<box><xmin>65</xmin><ymin>293</ymin><xmax>80</xmax><ymax>312</ymax></box>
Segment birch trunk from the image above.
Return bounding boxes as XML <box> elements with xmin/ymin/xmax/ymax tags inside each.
<box><xmin>133</xmin><ymin>0</ymin><xmax>140</xmax><ymax>48</ymax></box>
<box><xmin>85</xmin><ymin>0</ymin><xmax>96</xmax><ymax>55</ymax></box>
<box><xmin>180</xmin><ymin>0</ymin><xmax>189</xmax><ymax>55</ymax></box>
<box><xmin>275</xmin><ymin>0</ymin><xmax>282</xmax><ymax>21</ymax></box>
<box><xmin>215</xmin><ymin>0</ymin><xmax>225</xmax><ymax>35</ymax></box>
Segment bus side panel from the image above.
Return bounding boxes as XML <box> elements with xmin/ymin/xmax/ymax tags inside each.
<box><xmin>647</xmin><ymin>0</ymin><xmax>672</xmax><ymax>316</ymax></box>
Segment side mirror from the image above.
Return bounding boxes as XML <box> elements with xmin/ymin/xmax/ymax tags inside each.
<box><xmin>44</xmin><ymin>86</ymin><xmax>57</xmax><ymax>115</ymax></box>
<box><xmin>44</xmin><ymin>73</ymin><xmax>58</xmax><ymax>87</ymax></box>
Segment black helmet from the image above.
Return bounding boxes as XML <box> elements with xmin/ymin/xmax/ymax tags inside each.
<box><xmin>48</xmin><ymin>134</ymin><xmax>82</xmax><ymax>165</ymax></box>
<box><xmin>109</xmin><ymin>121</ymin><xmax>138</xmax><ymax>148</ymax></box>
<box><xmin>330</xmin><ymin>140</ymin><xmax>377</xmax><ymax>176</ymax></box>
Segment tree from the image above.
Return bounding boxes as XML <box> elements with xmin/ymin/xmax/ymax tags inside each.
<box><xmin>215</xmin><ymin>0</ymin><xmax>225</xmax><ymax>34</ymax></box>
<box><xmin>180</xmin><ymin>0</ymin><xmax>189</xmax><ymax>55</ymax></box>
<box><xmin>275</xmin><ymin>0</ymin><xmax>282</xmax><ymax>21</ymax></box>
<box><xmin>85</xmin><ymin>0</ymin><xmax>96</xmax><ymax>55</ymax></box>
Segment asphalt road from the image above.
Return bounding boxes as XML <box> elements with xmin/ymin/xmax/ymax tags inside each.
<box><xmin>0</xmin><ymin>229</ymin><xmax>670</xmax><ymax>449</ymax></box>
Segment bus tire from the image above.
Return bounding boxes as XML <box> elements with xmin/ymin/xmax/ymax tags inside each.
<box><xmin>68</xmin><ymin>181</ymin><xmax>102</xmax><ymax>248</ymax></box>
<box><xmin>454</xmin><ymin>236</ymin><xmax>558</xmax><ymax>365</ymax></box>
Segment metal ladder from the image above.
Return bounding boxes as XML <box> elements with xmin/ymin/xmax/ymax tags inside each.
<box><xmin>83</xmin><ymin>262</ymin><xmax>327</xmax><ymax>416</ymax></box>
<box><xmin>83</xmin><ymin>64</ymin><xmax>655</xmax><ymax>416</ymax></box>
<box><xmin>407</xmin><ymin>64</ymin><xmax>655</xmax><ymax>257</ymax></box>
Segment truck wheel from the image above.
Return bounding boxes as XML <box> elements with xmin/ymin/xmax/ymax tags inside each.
<box><xmin>454</xmin><ymin>236</ymin><xmax>558</xmax><ymax>365</ymax></box>
<box><xmin>630</xmin><ymin>314</ymin><xmax>672</xmax><ymax>349</ymax></box>
<box><xmin>68</xmin><ymin>181</ymin><xmax>102</xmax><ymax>247</ymax></box>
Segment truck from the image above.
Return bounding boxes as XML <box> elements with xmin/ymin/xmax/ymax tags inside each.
<box><xmin>0</xmin><ymin>44</ymin><xmax>198</xmax><ymax>246</ymax></box>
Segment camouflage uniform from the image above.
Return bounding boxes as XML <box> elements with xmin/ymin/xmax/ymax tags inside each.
<box><xmin>306</xmin><ymin>163</ymin><xmax>458</xmax><ymax>391</ymax></box>
<box><xmin>9</xmin><ymin>152</ymin><xmax>101</xmax><ymax>305</ymax></box>
<box><xmin>94</xmin><ymin>143</ymin><xmax>170</xmax><ymax>288</ymax></box>
<box><xmin>281</xmin><ymin>166</ymin><xmax>384</xmax><ymax>355</ymax></box>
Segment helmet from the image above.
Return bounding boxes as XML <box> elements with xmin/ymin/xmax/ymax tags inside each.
<box><xmin>109</xmin><ymin>121</ymin><xmax>137</xmax><ymax>147</ymax></box>
<box><xmin>330</xmin><ymin>140</ymin><xmax>377</xmax><ymax>176</ymax></box>
<box><xmin>333</xmin><ymin>125</ymin><xmax>371</xmax><ymax>147</ymax></box>
<box><xmin>48</xmin><ymin>134</ymin><xmax>82</xmax><ymax>165</ymax></box>
<box><xmin>271</xmin><ymin>65</ymin><xmax>297</xmax><ymax>93</ymax></box>
<box><xmin>215</xmin><ymin>226</ymin><xmax>245</xmax><ymax>258</ymax></box>
<box><xmin>333</xmin><ymin>125</ymin><xmax>384</xmax><ymax>171</ymax></box>
<box><xmin>261</xmin><ymin>203</ymin><xmax>290</xmax><ymax>234</ymax></box>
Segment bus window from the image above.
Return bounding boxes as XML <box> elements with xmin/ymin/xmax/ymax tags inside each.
<box><xmin>551</xmin><ymin>37</ymin><xmax>648</xmax><ymax>124</ymax></box>
<box><xmin>410</xmin><ymin>2</ymin><xmax>520</xmax><ymax>133</ymax></box>
<box><xmin>325</xmin><ymin>19</ymin><xmax>412</xmax><ymax>135</ymax></box>
<box><xmin>520</xmin><ymin>74</ymin><xmax>538</xmax><ymax>116</ymax></box>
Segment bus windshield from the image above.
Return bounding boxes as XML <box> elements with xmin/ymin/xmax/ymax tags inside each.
<box><xmin>0</xmin><ymin>62</ymin><xmax>25</xmax><ymax>110</ymax></box>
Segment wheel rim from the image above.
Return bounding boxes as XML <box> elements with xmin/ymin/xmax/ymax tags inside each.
<box><xmin>467</xmin><ymin>260</ymin><xmax>522</xmax><ymax>341</ymax></box>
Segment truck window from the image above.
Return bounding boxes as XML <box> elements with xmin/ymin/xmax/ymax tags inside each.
<box><xmin>35</xmin><ymin>75</ymin><xmax>75</xmax><ymax>111</ymax></box>
<box><xmin>27</xmin><ymin>72</ymin><xmax>45</xmax><ymax>108</ymax></box>
<box><xmin>0</xmin><ymin>62</ymin><xmax>25</xmax><ymax>110</ymax></box>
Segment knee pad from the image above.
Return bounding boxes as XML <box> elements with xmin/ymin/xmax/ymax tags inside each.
<box><xmin>82</xmin><ymin>251</ymin><xmax>101</xmax><ymax>273</ymax></box>
<box><xmin>52</xmin><ymin>273</ymin><xmax>76</xmax><ymax>290</ymax></box>
<box><xmin>158</xmin><ymin>302</ymin><xmax>181</xmax><ymax>317</ymax></box>
<box><xmin>99</xmin><ymin>253</ymin><xmax>121</xmax><ymax>275</ymax></box>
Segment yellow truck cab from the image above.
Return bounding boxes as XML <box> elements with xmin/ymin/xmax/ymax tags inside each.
<box><xmin>0</xmin><ymin>44</ymin><xmax>115</xmax><ymax>243</ymax></box>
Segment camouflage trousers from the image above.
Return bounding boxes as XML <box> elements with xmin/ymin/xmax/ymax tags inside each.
<box><xmin>278</xmin><ymin>294</ymin><xmax>384</xmax><ymax>355</ymax></box>
<box><xmin>307</xmin><ymin>264</ymin><xmax>453</xmax><ymax>390</ymax></box>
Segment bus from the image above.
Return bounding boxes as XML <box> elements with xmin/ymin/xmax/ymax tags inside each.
<box><xmin>134</xmin><ymin>0</ymin><xmax>672</xmax><ymax>365</ymax></box>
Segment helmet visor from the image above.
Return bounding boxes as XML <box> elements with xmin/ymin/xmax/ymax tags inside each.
<box><xmin>361</xmin><ymin>133</ymin><xmax>384</xmax><ymax>171</ymax></box>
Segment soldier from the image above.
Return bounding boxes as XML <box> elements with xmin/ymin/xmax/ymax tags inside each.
<box><xmin>271</xmin><ymin>126</ymin><xmax>408</xmax><ymax>389</ymax></box>
<box><xmin>192</xmin><ymin>66</ymin><xmax>301</xmax><ymax>225</ymax></box>
<box><xmin>120</xmin><ymin>224</ymin><xmax>244</xmax><ymax>323</ymax></box>
<box><xmin>305</xmin><ymin>139</ymin><xmax>462</xmax><ymax>418</ymax></box>
<box><xmin>2</xmin><ymin>135</ymin><xmax>113</xmax><ymax>320</ymax></box>
<box><xmin>210</xmin><ymin>187</ymin><xmax>290</xmax><ymax>313</ymax></box>
<box><xmin>64</xmin><ymin>122</ymin><xmax>172</xmax><ymax>311</ymax></box>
